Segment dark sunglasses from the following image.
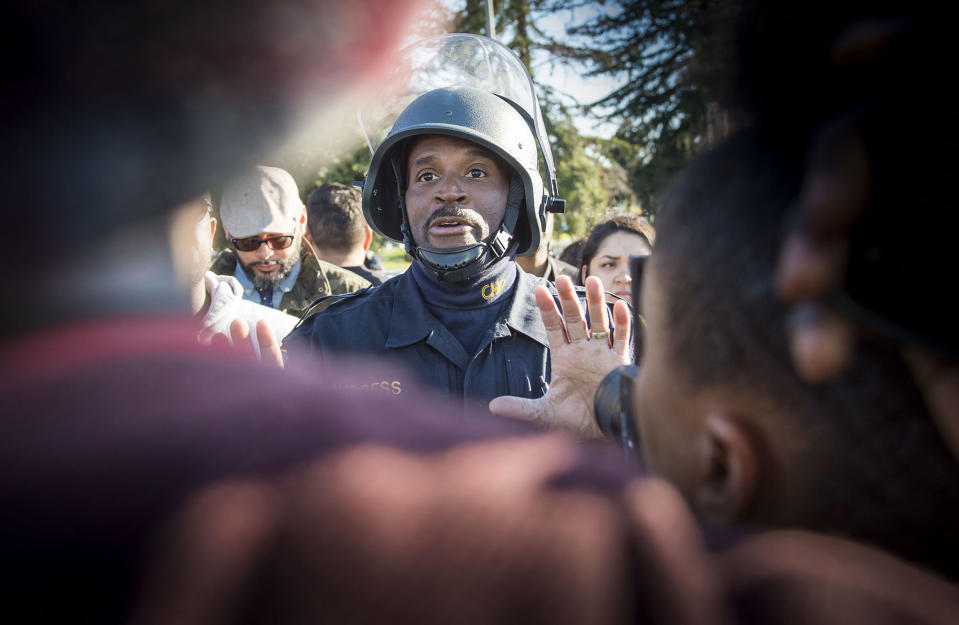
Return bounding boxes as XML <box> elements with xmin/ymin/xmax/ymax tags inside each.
<box><xmin>231</xmin><ymin>235</ymin><xmax>294</xmax><ymax>252</ymax></box>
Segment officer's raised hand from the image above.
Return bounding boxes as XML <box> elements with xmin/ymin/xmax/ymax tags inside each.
<box><xmin>489</xmin><ymin>275</ymin><xmax>631</xmax><ymax>439</ymax></box>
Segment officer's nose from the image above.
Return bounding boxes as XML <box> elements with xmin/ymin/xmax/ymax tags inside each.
<box><xmin>436</xmin><ymin>178</ymin><xmax>467</xmax><ymax>205</ymax></box>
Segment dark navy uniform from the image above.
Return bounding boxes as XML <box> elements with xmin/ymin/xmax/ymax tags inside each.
<box><xmin>284</xmin><ymin>267</ymin><xmax>604</xmax><ymax>407</ymax></box>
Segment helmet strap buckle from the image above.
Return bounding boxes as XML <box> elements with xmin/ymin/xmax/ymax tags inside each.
<box><xmin>489</xmin><ymin>227</ymin><xmax>512</xmax><ymax>257</ymax></box>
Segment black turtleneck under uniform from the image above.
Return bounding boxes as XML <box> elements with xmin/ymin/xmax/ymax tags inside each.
<box><xmin>283</xmin><ymin>257</ymin><xmax>606</xmax><ymax>409</ymax></box>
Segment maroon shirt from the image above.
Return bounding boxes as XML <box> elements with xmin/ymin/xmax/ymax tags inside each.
<box><xmin>0</xmin><ymin>315</ymin><xmax>633</xmax><ymax>623</ymax></box>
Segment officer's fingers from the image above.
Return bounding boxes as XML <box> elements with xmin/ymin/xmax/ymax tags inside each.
<box><xmin>787</xmin><ymin>303</ymin><xmax>856</xmax><ymax>382</ymax></box>
<box><xmin>775</xmin><ymin>232</ymin><xmax>848</xmax><ymax>301</ymax></box>
<box><xmin>229</xmin><ymin>319</ymin><xmax>256</xmax><ymax>358</ymax></box>
<box><xmin>611</xmin><ymin>299</ymin><xmax>631</xmax><ymax>358</ymax></box>
<box><xmin>555</xmin><ymin>275</ymin><xmax>588</xmax><ymax>342</ymax></box>
<box><xmin>584</xmin><ymin>276</ymin><xmax>610</xmax><ymax>343</ymax></box>
<box><xmin>535</xmin><ymin>284</ymin><xmax>570</xmax><ymax>345</ymax></box>
<box><xmin>255</xmin><ymin>320</ymin><xmax>284</xmax><ymax>369</ymax></box>
<box><xmin>489</xmin><ymin>395</ymin><xmax>546</xmax><ymax>429</ymax></box>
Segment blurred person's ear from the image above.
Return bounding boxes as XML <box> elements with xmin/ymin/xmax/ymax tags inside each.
<box><xmin>693</xmin><ymin>413</ymin><xmax>758</xmax><ymax>523</ymax></box>
<box><xmin>581</xmin><ymin>266</ymin><xmax>588</xmax><ymax>285</ymax></box>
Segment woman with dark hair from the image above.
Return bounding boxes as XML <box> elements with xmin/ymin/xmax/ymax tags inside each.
<box><xmin>580</xmin><ymin>215</ymin><xmax>654</xmax><ymax>307</ymax></box>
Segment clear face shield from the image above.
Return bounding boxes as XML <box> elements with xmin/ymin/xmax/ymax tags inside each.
<box><xmin>358</xmin><ymin>33</ymin><xmax>560</xmax><ymax>201</ymax></box>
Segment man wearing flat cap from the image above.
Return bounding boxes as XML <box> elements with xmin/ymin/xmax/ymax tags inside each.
<box><xmin>211</xmin><ymin>166</ymin><xmax>370</xmax><ymax>318</ymax></box>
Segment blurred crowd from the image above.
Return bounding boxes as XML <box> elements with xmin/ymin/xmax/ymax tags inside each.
<box><xmin>2</xmin><ymin>0</ymin><xmax>958</xmax><ymax>624</ymax></box>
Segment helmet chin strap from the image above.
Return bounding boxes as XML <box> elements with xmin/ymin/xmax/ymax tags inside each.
<box><xmin>395</xmin><ymin>154</ymin><xmax>525</xmax><ymax>282</ymax></box>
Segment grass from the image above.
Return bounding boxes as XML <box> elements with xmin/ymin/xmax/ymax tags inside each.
<box><xmin>377</xmin><ymin>243</ymin><xmax>412</xmax><ymax>274</ymax></box>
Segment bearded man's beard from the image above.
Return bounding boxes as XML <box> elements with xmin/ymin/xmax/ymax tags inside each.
<box><xmin>240</xmin><ymin>238</ymin><xmax>301</xmax><ymax>290</ymax></box>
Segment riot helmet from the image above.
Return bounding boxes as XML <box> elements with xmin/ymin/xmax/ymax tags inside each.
<box><xmin>358</xmin><ymin>34</ymin><xmax>565</xmax><ymax>281</ymax></box>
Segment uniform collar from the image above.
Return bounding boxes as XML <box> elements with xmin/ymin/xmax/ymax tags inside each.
<box><xmin>409</xmin><ymin>255</ymin><xmax>517</xmax><ymax>311</ymax></box>
<box><xmin>502</xmin><ymin>267</ymin><xmax>548</xmax><ymax>347</ymax></box>
<box><xmin>385</xmin><ymin>269</ymin><xmax>443</xmax><ymax>349</ymax></box>
<box><xmin>384</xmin><ymin>265</ymin><xmax>548</xmax><ymax>350</ymax></box>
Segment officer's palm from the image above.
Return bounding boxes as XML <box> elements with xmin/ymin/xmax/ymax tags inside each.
<box><xmin>489</xmin><ymin>276</ymin><xmax>631</xmax><ymax>440</ymax></box>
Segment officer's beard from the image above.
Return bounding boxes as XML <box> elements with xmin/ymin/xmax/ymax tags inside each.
<box><xmin>240</xmin><ymin>235</ymin><xmax>301</xmax><ymax>290</ymax></box>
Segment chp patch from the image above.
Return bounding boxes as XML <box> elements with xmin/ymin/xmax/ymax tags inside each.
<box><xmin>481</xmin><ymin>277</ymin><xmax>507</xmax><ymax>302</ymax></box>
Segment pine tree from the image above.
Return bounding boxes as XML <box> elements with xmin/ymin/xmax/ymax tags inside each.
<box><xmin>532</xmin><ymin>0</ymin><xmax>736</xmax><ymax>214</ymax></box>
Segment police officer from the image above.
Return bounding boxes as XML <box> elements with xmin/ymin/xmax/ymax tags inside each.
<box><xmin>284</xmin><ymin>78</ymin><xmax>618</xmax><ymax>406</ymax></box>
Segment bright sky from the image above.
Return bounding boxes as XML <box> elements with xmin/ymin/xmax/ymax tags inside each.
<box><xmin>428</xmin><ymin>0</ymin><xmax>627</xmax><ymax>139</ymax></box>
<box><xmin>531</xmin><ymin>4</ymin><xmax>625</xmax><ymax>139</ymax></box>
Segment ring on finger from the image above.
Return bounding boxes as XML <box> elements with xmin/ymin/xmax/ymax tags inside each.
<box><xmin>591</xmin><ymin>331</ymin><xmax>608</xmax><ymax>340</ymax></box>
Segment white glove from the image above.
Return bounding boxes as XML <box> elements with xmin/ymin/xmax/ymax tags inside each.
<box><xmin>198</xmin><ymin>272</ymin><xmax>298</xmax><ymax>359</ymax></box>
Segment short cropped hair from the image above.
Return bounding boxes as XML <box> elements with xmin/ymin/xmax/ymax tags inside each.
<box><xmin>306</xmin><ymin>183</ymin><xmax>366</xmax><ymax>254</ymax></box>
<box><xmin>580</xmin><ymin>215</ymin><xmax>655</xmax><ymax>276</ymax></box>
<box><xmin>653</xmin><ymin>130</ymin><xmax>959</xmax><ymax>579</ymax></box>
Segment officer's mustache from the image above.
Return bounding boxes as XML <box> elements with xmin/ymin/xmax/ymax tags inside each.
<box><xmin>425</xmin><ymin>205</ymin><xmax>482</xmax><ymax>229</ymax></box>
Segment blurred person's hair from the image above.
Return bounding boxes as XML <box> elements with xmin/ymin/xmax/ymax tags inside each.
<box><xmin>654</xmin><ymin>129</ymin><xmax>959</xmax><ymax>580</ymax></box>
<box><xmin>558</xmin><ymin>238</ymin><xmax>585</xmax><ymax>269</ymax></box>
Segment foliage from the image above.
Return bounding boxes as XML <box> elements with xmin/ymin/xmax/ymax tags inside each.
<box><xmin>312</xmin><ymin>143</ymin><xmax>372</xmax><ymax>191</ymax></box>
<box><xmin>531</xmin><ymin>0</ymin><xmax>736</xmax><ymax>215</ymax></box>
<box><xmin>543</xmin><ymin>95</ymin><xmax>632</xmax><ymax>235</ymax></box>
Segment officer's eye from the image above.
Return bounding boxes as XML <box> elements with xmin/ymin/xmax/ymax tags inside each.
<box><xmin>466</xmin><ymin>167</ymin><xmax>487</xmax><ymax>179</ymax></box>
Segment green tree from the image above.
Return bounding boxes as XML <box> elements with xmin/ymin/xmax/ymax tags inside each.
<box><xmin>543</xmin><ymin>96</ymin><xmax>633</xmax><ymax>236</ymax></box>
<box><xmin>533</xmin><ymin>0</ymin><xmax>735</xmax><ymax>215</ymax></box>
